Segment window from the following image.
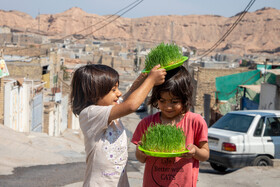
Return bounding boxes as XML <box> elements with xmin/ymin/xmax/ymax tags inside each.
<box><xmin>254</xmin><ymin>117</ymin><xmax>264</xmax><ymax>137</ymax></box>
<box><xmin>264</xmin><ymin>117</ymin><xmax>280</xmax><ymax>136</ymax></box>
<box><xmin>212</xmin><ymin>114</ymin><xmax>254</xmax><ymax>133</ymax></box>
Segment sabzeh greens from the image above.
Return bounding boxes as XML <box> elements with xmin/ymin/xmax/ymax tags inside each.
<box><xmin>141</xmin><ymin>123</ymin><xmax>186</xmax><ymax>153</ymax></box>
<box><xmin>144</xmin><ymin>42</ymin><xmax>183</xmax><ymax>72</ymax></box>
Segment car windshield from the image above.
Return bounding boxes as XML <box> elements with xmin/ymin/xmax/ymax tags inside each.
<box><xmin>211</xmin><ymin>113</ymin><xmax>254</xmax><ymax>133</ymax></box>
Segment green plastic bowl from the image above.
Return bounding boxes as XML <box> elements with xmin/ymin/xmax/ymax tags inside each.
<box><xmin>142</xmin><ymin>56</ymin><xmax>189</xmax><ymax>73</ymax></box>
<box><xmin>138</xmin><ymin>145</ymin><xmax>189</xmax><ymax>158</ymax></box>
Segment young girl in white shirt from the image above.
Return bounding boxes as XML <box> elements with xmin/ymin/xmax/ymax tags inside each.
<box><xmin>70</xmin><ymin>64</ymin><xmax>166</xmax><ymax>187</ymax></box>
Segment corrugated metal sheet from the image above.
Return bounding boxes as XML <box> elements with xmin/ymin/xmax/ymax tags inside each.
<box><xmin>239</xmin><ymin>85</ymin><xmax>261</xmax><ymax>93</ymax></box>
<box><xmin>31</xmin><ymin>93</ymin><xmax>43</xmax><ymax>132</ymax></box>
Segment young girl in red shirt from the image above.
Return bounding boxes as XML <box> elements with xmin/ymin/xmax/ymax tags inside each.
<box><xmin>132</xmin><ymin>66</ymin><xmax>209</xmax><ymax>187</ymax></box>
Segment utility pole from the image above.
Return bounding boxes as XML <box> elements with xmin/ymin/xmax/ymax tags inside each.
<box><xmin>170</xmin><ymin>21</ymin><xmax>174</xmax><ymax>44</ymax></box>
<box><xmin>264</xmin><ymin>58</ymin><xmax>269</xmax><ymax>83</ymax></box>
<box><xmin>38</xmin><ymin>9</ymin><xmax>40</xmax><ymax>32</ymax></box>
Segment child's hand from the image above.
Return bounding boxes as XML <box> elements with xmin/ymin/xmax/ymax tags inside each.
<box><xmin>136</xmin><ymin>142</ymin><xmax>147</xmax><ymax>163</ymax></box>
<box><xmin>180</xmin><ymin>144</ymin><xmax>197</xmax><ymax>159</ymax></box>
<box><xmin>148</xmin><ymin>64</ymin><xmax>166</xmax><ymax>86</ymax></box>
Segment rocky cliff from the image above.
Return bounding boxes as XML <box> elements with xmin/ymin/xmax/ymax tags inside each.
<box><xmin>0</xmin><ymin>7</ymin><xmax>279</xmax><ymax>56</ymax></box>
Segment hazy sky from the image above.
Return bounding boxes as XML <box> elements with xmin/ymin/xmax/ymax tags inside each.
<box><xmin>1</xmin><ymin>0</ymin><xmax>280</xmax><ymax>18</ymax></box>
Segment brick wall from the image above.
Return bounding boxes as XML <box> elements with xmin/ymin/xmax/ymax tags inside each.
<box><xmin>193</xmin><ymin>67</ymin><xmax>248</xmax><ymax>114</ymax></box>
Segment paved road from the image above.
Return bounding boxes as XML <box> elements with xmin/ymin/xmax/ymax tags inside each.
<box><xmin>0</xmin><ymin>162</ymin><xmax>86</xmax><ymax>187</ymax></box>
<box><xmin>0</xmin><ymin>156</ymin><xmax>214</xmax><ymax>187</ymax></box>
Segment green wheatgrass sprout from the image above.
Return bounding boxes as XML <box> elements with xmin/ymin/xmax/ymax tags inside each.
<box><xmin>144</xmin><ymin>43</ymin><xmax>183</xmax><ymax>72</ymax></box>
<box><xmin>141</xmin><ymin>123</ymin><xmax>186</xmax><ymax>153</ymax></box>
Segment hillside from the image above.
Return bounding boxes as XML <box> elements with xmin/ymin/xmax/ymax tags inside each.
<box><xmin>0</xmin><ymin>7</ymin><xmax>280</xmax><ymax>56</ymax></box>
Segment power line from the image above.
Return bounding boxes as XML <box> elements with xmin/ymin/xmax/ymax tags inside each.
<box><xmin>72</xmin><ymin>0</ymin><xmax>144</xmax><ymax>43</ymax></box>
<box><xmin>3</xmin><ymin>0</ymin><xmax>143</xmax><ymax>57</ymax></box>
<box><xmin>194</xmin><ymin>0</ymin><xmax>256</xmax><ymax>60</ymax></box>
<box><xmin>99</xmin><ymin>0</ymin><xmax>257</xmax><ymax>55</ymax></box>
<box><xmin>3</xmin><ymin>0</ymin><xmax>258</xmax><ymax>62</ymax></box>
<box><xmin>55</xmin><ymin>0</ymin><xmax>143</xmax><ymax>43</ymax></box>
<box><xmin>48</xmin><ymin>0</ymin><xmax>144</xmax><ymax>58</ymax></box>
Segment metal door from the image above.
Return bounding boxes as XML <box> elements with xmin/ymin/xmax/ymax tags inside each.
<box><xmin>31</xmin><ymin>93</ymin><xmax>43</xmax><ymax>132</ymax></box>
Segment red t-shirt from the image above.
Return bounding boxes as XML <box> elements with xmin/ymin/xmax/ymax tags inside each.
<box><xmin>131</xmin><ymin>111</ymin><xmax>208</xmax><ymax>187</ymax></box>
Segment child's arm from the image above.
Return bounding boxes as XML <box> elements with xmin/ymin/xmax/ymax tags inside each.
<box><xmin>135</xmin><ymin>144</ymin><xmax>147</xmax><ymax>163</ymax></box>
<box><xmin>182</xmin><ymin>141</ymin><xmax>209</xmax><ymax>161</ymax></box>
<box><xmin>109</xmin><ymin>65</ymin><xmax>166</xmax><ymax>122</ymax></box>
<box><xmin>122</xmin><ymin>73</ymin><xmax>147</xmax><ymax>101</ymax></box>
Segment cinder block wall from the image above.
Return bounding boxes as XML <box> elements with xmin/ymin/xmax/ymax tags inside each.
<box><xmin>6</xmin><ymin>63</ymin><xmax>42</xmax><ymax>80</ymax></box>
<box><xmin>194</xmin><ymin>67</ymin><xmax>248</xmax><ymax>114</ymax></box>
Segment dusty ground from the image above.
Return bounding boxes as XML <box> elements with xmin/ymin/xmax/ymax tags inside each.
<box><xmin>0</xmin><ymin>124</ymin><xmax>85</xmax><ymax>175</ymax></box>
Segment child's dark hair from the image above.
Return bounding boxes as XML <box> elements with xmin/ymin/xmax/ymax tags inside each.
<box><xmin>149</xmin><ymin>66</ymin><xmax>193</xmax><ymax>112</ymax></box>
<box><xmin>70</xmin><ymin>64</ymin><xmax>119</xmax><ymax>116</ymax></box>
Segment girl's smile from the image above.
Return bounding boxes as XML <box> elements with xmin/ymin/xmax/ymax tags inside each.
<box><xmin>158</xmin><ymin>92</ymin><xmax>184</xmax><ymax>124</ymax></box>
<box><xmin>97</xmin><ymin>83</ymin><xmax>122</xmax><ymax>106</ymax></box>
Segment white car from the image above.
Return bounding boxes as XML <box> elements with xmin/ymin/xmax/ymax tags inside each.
<box><xmin>208</xmin><ymin>110</ymin><xmax>280</xmax><ymax>172</ymax></box>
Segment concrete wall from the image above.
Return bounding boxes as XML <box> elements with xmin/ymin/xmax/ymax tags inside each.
<box><xmin>0</xmin><ymin>27</ymin><xmax>11</xmax><ymax>34</ymax></box>
<box><xmin>43</xmin><ymin>102</ymin><xmax>63</xmax><ymax>136</ymax></box>
<box><xmin>113</xmin><ymin>56</ymin><xmax>134</xmax><ymax>72</ymax></box>
<box><xmin>201</xmin><ymin>61</ymin><xmax>239</xmax><ymax>68</ymax></box>
<box><xmin>12</xmin><ymin>33</ymin><xmax>44</xmax><ymax>45</ymax></box>
<box><xmin>259</xmin><ymin>83</ymin><xmax>280</xmax><ymax>110</ymax></box>
<box><xmin>71</xmin><ymin>113</ymin><xmax>80</xmax><ymax>130</ymax></box>
<box><xmin>4</xmin><ymin>80</ymin><xmax>31</xmax><ymax>132</ymax></box>
<box><xmin>0</xmin><ymin>79</ymin><xmax>4</xmax><ymax>124</ymax></box>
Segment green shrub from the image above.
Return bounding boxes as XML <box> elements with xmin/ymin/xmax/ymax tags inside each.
<box><xmin>141</xmin><ymin>123</ymin><xmax>186</xmax><ymax>152</ymax></box>
<box><xmin>144</xmin><ymin>43</ymin><xmax>183</xmax><ymax>72</ymax></box>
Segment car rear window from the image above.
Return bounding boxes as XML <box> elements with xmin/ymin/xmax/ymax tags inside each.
<box><xmin>212</xmin><ymin>113</ymin><xmax>254</xmax><ymax>133</ymax></box>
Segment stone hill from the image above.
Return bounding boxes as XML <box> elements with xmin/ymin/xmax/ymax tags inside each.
<box><xmin>0</xmin><ymin>7</ymin><xmax>280</xmax><ymax>56</ymax></box>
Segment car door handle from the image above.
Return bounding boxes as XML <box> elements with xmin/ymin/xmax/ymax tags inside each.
<box><xmin>267</xmin><ymin>140</ymin><xmax>273</xmax><ymax>142</ymax></box>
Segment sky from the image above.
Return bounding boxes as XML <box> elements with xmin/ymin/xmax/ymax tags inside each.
<box><xmin>1</xmin><ymin>0</ymin><xmax>280</xmax><ymax>18</ymax></box>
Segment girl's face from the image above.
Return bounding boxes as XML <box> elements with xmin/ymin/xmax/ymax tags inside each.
<box><xmin>158</xmin><ymin>92</ymin><xmax>183</xmax><ymax>119</ymax></box>
<box><xmin>97</xmin><ymin>83</ymin><xmax>122</xmax><ymax>106</ymax></box>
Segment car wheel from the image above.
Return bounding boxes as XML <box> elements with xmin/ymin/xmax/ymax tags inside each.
<box><xmin>252</xmin><ymin>156</ymin><xmax>272</xmax><ymax>166</ymax></box>
<box><xmin>210</xmin><ymin>162</ymin><xmax>228</xmax><ymax>172</ymax></box>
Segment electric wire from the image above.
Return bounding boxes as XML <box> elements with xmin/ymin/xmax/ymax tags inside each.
<box><xmin>194</xmin><ymin>0</ymin><xmax>256</xmax><ymax>60</ymax></box>
<box><xmin>3</xmin><ymin>0</ymin><xmax>257</xmax><ymax>62</ymax></box>
<box><xmin>54</xmin><ymin>0</ymin><xmax>143</xmax><ymax>43</ymax></box>
<box><xmin>2</xmin><ymin>0</ymin><xmax>143</xmax><ymax>58</ymax></box>
<box><xmin>70</xmin><ymin>0</ymin><xmax>143</xmax><ymax>43</ymax></box>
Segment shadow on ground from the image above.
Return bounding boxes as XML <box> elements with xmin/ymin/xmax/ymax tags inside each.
<box><xmin>0</xmin><ymin>162</ymin><xmax>86</xmax><ymax>187</ymax></box>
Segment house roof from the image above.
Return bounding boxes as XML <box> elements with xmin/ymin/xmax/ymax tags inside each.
<box><xmin>239</xmin><ymin>85</ymin><xmax>261</xmax><ymax>93</ymax></box>
<box><xmin>267</xmin><ymin>69</ymin><xmax>280</xmax><ymax>75</ymax></box>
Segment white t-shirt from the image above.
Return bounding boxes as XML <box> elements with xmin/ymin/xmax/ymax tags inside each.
<box><xmin>79</xmin><ymin>105</ymin><xmax>129</xmax><ymax>187</ymax></box>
